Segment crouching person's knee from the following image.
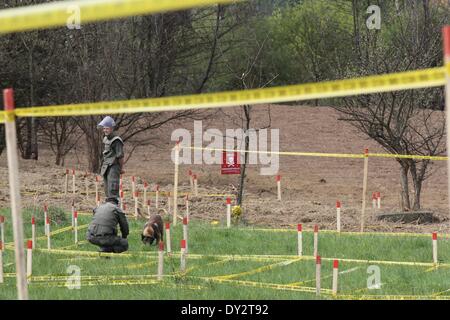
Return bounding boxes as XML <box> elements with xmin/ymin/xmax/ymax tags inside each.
<box><xmin>114</xmin><ymin>239</ymin><xmax>128</xmax><ymax>253</ymax></box>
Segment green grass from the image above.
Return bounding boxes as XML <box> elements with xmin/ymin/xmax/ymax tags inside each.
<box><xmin>0</xmin><ymin>207</ymin><xmax>449</xmax><ymax>300</ymax></box>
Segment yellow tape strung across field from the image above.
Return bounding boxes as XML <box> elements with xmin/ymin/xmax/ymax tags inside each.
<box><xmin>32</xmin><ymin>280</ymin><xmax>205</xmax><ymax>290</ymax></box>
<box><xmin>220</xmin><ymin>226</ymin><xmax>450</xmax><ymax>238</ymax></box>
<box><xmin>182</xmin><ymin>146</ymin><xmax>448</xmax><ymax>161</ymax></box>
<box><xmin>288</xmin><ymin>267</ymin><xmax>361</xmax><ymax>287</ymax></box>
<box><xmin>189</xmin><ymin>275</ymin><xmax>333</xmax><ymax>295</ymax></box>
<box><xmin>214</xmin><ymin>258</ymin><xmax>301</xmax><ymax>280</ymax></box>
<box><xmin>0</xmin><ymin>67</ymin><xmax>446</xmax><ymax>124</ymax></box>
<box><xmin>335</xmin><ymin>294</ymin><xmax>450</xmax><ymax>300</ymax></box>
<box><xmin>0</xmin><ymin>0</ymin><xmax>240</xmax><ymax>35</ymax></box>
<box><xmin>58</xmin><ymin>240</ymin><xmax>88</xmax><ymax>250</ymax></box>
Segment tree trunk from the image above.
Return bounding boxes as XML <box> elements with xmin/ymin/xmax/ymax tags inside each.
<box><xmin>409</xmin><ymin>161</ymin><xmax>423</xmax><ymax>211</ymax></box>
<box><xmin>30</xmin><ymin>117</ymin><xmax>38</xmax><ymax>160</ymax></box>
<box><xmin>87</xmin><ymin>136</ymin><xmax>102</xmax><ymax>173</ymax></box>
<box><xmin>85</xmin><ymin>126</ymin><xmax>103</xmax><ymax>173</ymax></box>
<box><xmin>400</xmin><ymin>162</ymin><xmax>411</xmax><ymax>210</ymax></box>
<box><xmin>237</xmin><ymin>105</ymin><xmax>251</xmax><ymax>206</ymax></box>
<box><xmin>24</xmin><ymin>118</ymin><xmax>33</xmax><ymax>159</ymax></box>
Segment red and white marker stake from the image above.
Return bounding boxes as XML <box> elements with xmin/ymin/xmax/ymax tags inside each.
<box><xmin>85</xmin><ymin>171</ymin><xmax>89</xmax><ymax>197</ymax></box>
<box><xmin>167</xmin><ymin>192</ymin><xmax>172</xmax><ymax>214</ymax></box>
<box><xmin>372</xmin><ymin>192</ymin><xmax>377</xmax><ymax>209</ymax></box>
<box><xmin>44</xmin><ymin>205</ymin><xmax>48</xmax><ymax>236</ymax></box>
<box><xmin>4</xmin><ymin>88</ymin><xmax>28</xmax><ymax>299</ymax></box>
<box><xmin>226</xmin><ymin>197</ymin><xmax>231</xmax><ymax>228</ymax></box>
<box><xmin>332</xmin><ymin>259</ymin><xmax>339</xmax><ymax>296</ymax></box>
<box><xmin>72</xmin><ymin>169</ymin><xmax>76</xmax><ymax>196</ymax></box>
<box><xmin>143</xmin><ymin>181</ymin><xmax>148</xmax><ymax>210</ymax></box>
<box><xmin>120</xmin><ymin>174</ymin><xmax>123</xmax><ymax>194</ymax></box>
<box><xmin>183</xmin><ymin>217</ymin><xmax>189</xmax><ymax>254</ymax></box>
<box><xmin>173</xmin><ymin>142</ymin><xmax>180</xmax><ymax>227</ymax></box>
<box><xmin>158</xmin><ymin>241</ymin><xmax>164</xmax><ymax>280</ymax></box>
<box><xmin>74</xmin><ymin>211</ymin><xmax>78</xmax><ymax>244</ymax></box>
<box><xmin>276</xmin><ymin>175</ymin><xmax>281</xmax><ymax>201</ymax></box>
<box><xmin>165</xmin><ymin>223</ymin><xmax>171</xmax><ymax>254</ymax></box>
<box><xmin>432</xmin><ymin>232</ymin><xmax>438</xmax><ymax>265</ymax></box>
<box><xmin>46</xmin><ymin>216</ymin><xmax>51</xmax><ymax>250</ymax></box>
<box><xmin>96</xmin><ymin>193</ymin><xmax>101</xmax><ymax>207</ymax></box>
<box><xmin>185</xmin><ymin>195</ymin><xmax>190</xmax><ymax>223</ymax></box>
<box><xmin>180</xmin><ymin>239</ymin><xmax>187</xmax><ymax>272</ymax></box>
<box><xmin>64</xmin><ymin>169</ymin><xmax>69</xmax><ymax>196</ymax></box>
<box><xmin>360</xmin><ymin>148</ymin><xmax>369</xmax><ymax>232</ymax></box>
<box><xmin>193</xmin><ymin>175</ymin><xmax>198</xmax><ymax>196</ymax></box>
<box><xmin>314</xmin><ymin>225</ymin><xmax>319</xmax><ymax>257</ymax></box>
<box><xmin>336</xmin><ymin>201</ymin><xmax>341</xmax><ymax>233</ymax></box>
<box><xmin>71</xmin><ymin>199</ymin><xmax>75</xmax><ymax>228</ymax></box>
<box><xmin>0</xmin><ymin>216</ymin><xmax>4</xmax><ymax>250</ymax></box>
<box><xmin>26</xmin><ymin>240</ymin><xmax>32</xmax><ymax>282</ymax></box>
<box><xmin>155</xmin><ymin>185</ymin><xmax>160</xmax><ymax>209</ymax></box>
<box><xmin>377</xmin><ymin>192</ymin><xmax>381</xmax><ymax>209</ymax></box>
<box><xmin>123</xmin><ymin>202</ymin><xmax>127</xmax><ymax>212</ymax></box>
<box><xmin>31</xmin><ymin>216</ymin><xmax>36</xmax><ymax>249</ymax></box>
<box><xmin>0</xmin><ymin>241</ymin><xmax>3</xmax><ymax>283</ymax></box>
<box><xmin>95</xmin><ymin>175</ymin><xmax>99</xmax><ymax>205</ymax></box>
<box><xmin>297</xmin><ymin>224</ymin><xmax>303</xmax><ymax>256</ymax></box>
<box><xmin>188</xmin><ymin>169</ymin><xmax>193</xmax><ymax>192</ymax></box>
<box><xmin>134</xmin><ymin>191</ymin><xmax>139</xmax><ymax>219</ymax></box>
<box><xmin>132</xmin><ymin>176</ymin><xmax>136</xmax><ymax>199</ymax></box>
<box><xmin>147</xmin><ymin>199</ymin><xmax>151</xmax><ymax>216</ymax></box>
<box><xmin>316</xmin><ymin>255</ymin><xmax>321</xmax><ymax>296</ymax></box>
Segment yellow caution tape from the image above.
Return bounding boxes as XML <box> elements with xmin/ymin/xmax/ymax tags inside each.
<box><xmin>214</xmin><ymin>258</ymin><xmax>301</xmax><ymax>280</ymax></box>
<box><xmin>190</xmin><ymin>275</ymin><xmax>333</xmax><ymax>294</ymax></box>
<box><xmin>222</xmin><ymin>226</ymin><xmax>449</xmax><ymax>238</ymax></box>
<box><xmin>0</xmin><ymin>67</ymin><xmax>446</xmax><ymax>124</ymax></box>
<box><xmin>30</xmin><ymin>278</ymin><xmax>205</xmax><ymax>290</ymax></box>
<box><xmin>0</xmin><ymin>0</ymin><xmax>241</xmax><ymax>35</ymax></box>
<box><xmin>183</xmin><ymin>146</ymin><xmax>448</xmax><ymax>161</ymax></box>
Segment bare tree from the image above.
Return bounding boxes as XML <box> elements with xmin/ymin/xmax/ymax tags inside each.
<box><xmin>334</xmin><ymin>0</ymin><xmax>447</xmax><ymax>210</ymax></box>
<box><xmin>38</xmin><ymin>117</ymin><xmax>82</xmax><ymax>166</ymax></box>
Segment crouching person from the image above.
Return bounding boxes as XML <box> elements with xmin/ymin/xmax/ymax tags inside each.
<box><xmin>87</xmin><ymin>197</ymin><xmax>129</xmax><ymax>253</ymax></box>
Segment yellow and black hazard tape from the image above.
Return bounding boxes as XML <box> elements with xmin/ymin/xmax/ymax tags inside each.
<box><xmin>0</xmin><ymin>0</ymin><xmax>241</xmax><ymax>35</ymax></box>
<box><xmin>0</xmin><ymin>67</ymin><xmax>446</xmax><ymax>124</ymax></box>
<box><xmin>182</xmin><ymin>146</ymin><xmax>448</xmax><ymax>161</ymax></box>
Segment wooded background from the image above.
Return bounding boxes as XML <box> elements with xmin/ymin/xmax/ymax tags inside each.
<box><xmin>0</xmin><ymin>0</ymin><xmax>449</xmax><ymax>210</ymax></box>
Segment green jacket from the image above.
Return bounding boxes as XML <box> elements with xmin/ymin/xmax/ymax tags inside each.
<box><xmin>100</xmin><ymin>133</ymin><xmax>124</xmax><ymax>176</ymax></box>
<box><xmin>88</xmin><ymin>202</ymin><xmax>129</xmax><ymax>238</ymax></box>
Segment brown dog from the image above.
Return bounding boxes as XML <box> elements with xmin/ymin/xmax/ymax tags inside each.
<box><xmin>141</xmin><ymin>214</ymin><xmax>164</xmax><ymax>246</ymax></box>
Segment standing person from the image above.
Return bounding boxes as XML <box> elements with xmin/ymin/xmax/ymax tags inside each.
<box><xmin>87</xmin><ymin>197</ymin><xmax>129</xmax><ymax>253</ymax></box>
<box><xmin>98</xmin><ymin>116</ymin><xmax>124</xmax><ymax>201</ymax></box>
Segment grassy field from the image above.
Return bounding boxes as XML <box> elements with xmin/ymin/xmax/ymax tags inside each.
<box><xmin>0</xmin><ymin>207</ymin><xmax>449</xmax><ymax>300</ymax></box>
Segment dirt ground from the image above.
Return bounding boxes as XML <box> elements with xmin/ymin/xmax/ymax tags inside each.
<box><xmin>0</xmin><ymin>104</ymin><xmax>449</xmax><ymax>234</ymax></box>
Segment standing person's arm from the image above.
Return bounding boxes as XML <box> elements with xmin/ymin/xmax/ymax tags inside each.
<box><xmin>112</xmin><ymin>140</ymin><xmax>125</xmax><ymax>174</ymax></box>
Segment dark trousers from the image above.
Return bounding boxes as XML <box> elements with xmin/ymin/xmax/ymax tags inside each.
<box><xmin>103</xmin><ymin>164</ymin><xmax>120</xmax><ymax>200</ymax></box>
<box><xmin>87</xmin><ymin>232</ymin><xmax>128</xmax><ymax>253</ymax></box>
